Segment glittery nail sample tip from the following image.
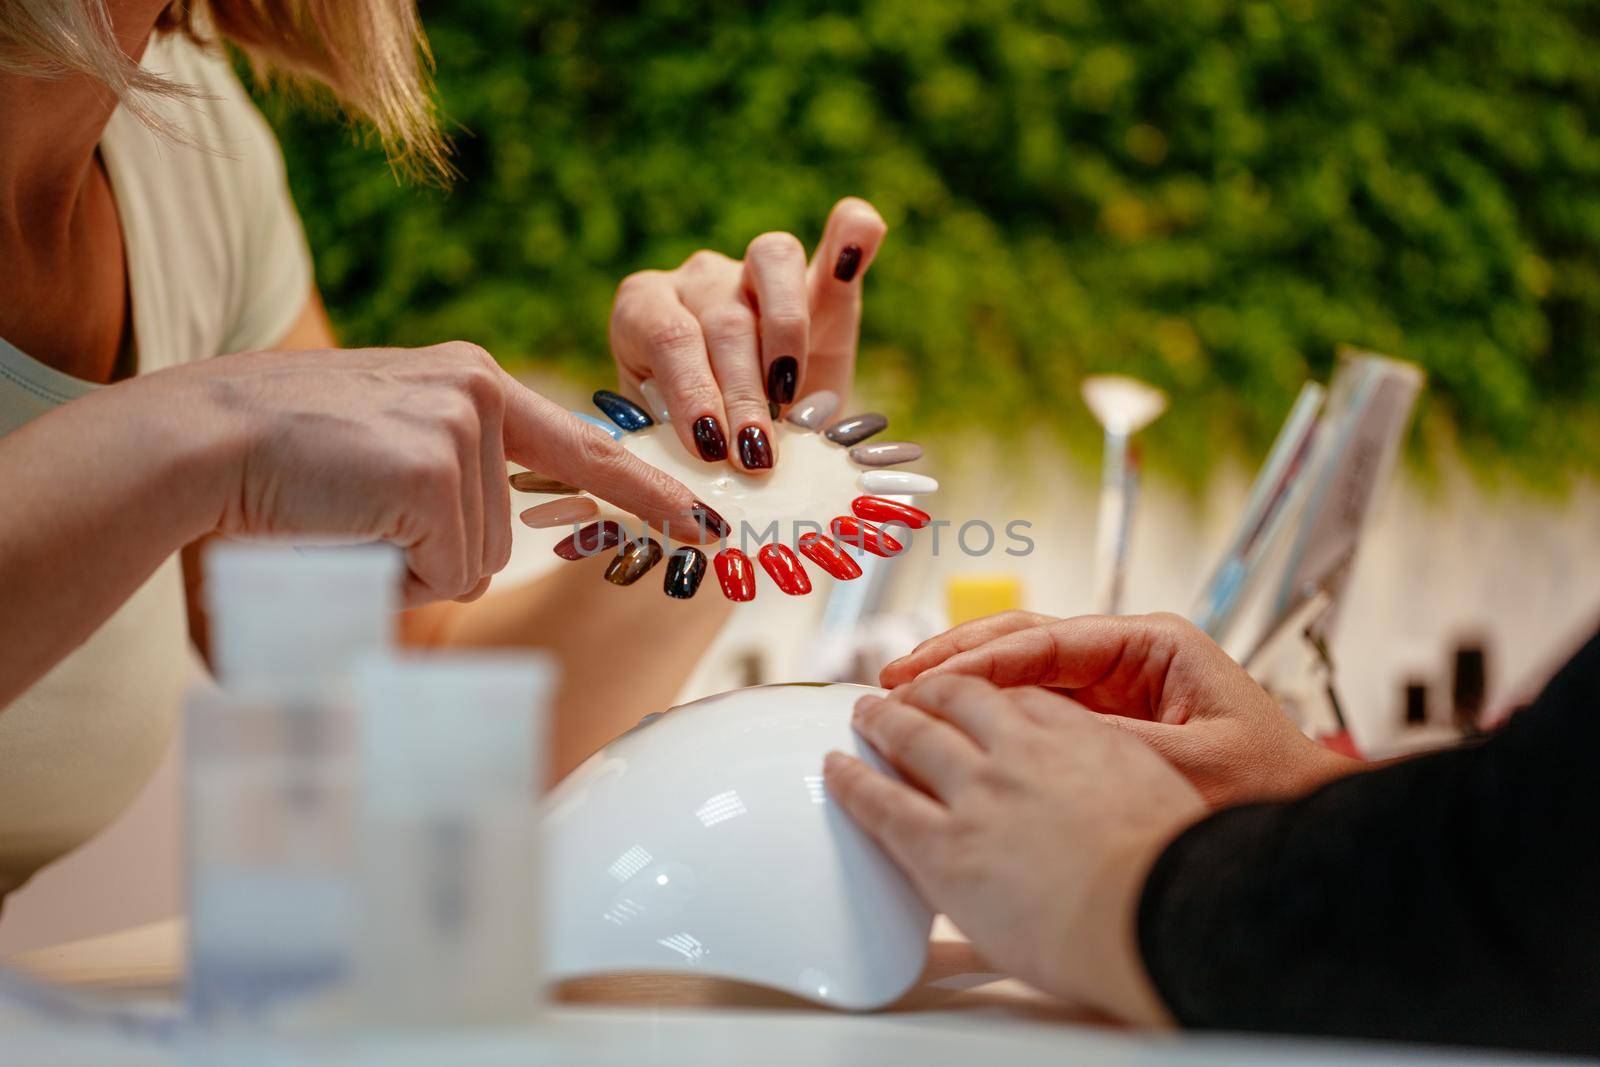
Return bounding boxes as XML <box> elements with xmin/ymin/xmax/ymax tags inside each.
<box><xmin>593</xmin><ymin>389</ymin><xmax>654</xmax><ymax>432</ymax></box>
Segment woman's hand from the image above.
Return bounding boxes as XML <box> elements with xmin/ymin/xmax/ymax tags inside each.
<box><xmin>184</xmin><ymin>341</ymin><xmax>705</xmax><ymax>605</ymax></box>
<box><xmin>608</xmin><ymin>197</ymin><xmax>887</xmax><ymax>471</ymax></box>
<box><xmin>824</xmin><ymin>674</ymin><xmax>1205</xmax><ymax>1024</ymax></box>
<box><xmin>880</xmin><ymin>612</ymin><xmax>1361</xmax><ymax>808</ymax></box>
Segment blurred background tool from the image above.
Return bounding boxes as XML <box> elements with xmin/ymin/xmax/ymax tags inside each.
<box><xmin>1081</xmin><ymin>375</ymin><xmax>1167</xmax><ymax>615</ymax></box>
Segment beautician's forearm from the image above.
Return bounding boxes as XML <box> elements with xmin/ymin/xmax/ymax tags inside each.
<box><xmin>0</xmin><ymin>371</ymin><xmax>236</xmax><ymax>706</ymax></box>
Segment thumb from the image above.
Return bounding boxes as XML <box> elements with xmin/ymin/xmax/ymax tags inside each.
<box><xmin>497</xmin><ymin>373</ymin><xmax>706</xmax><ymax>542</ymax></box>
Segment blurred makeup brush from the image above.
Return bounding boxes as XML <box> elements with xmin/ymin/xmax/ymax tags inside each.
<box><xmin>1081</xmin><ymin>375</ymin><xmax>1168</xmax><ymax>615</ymax></box>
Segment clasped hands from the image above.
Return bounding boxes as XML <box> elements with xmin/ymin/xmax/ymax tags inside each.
<box><xmin>824</xmin><ymin>611</ymin><xmax>1362</xmax><ymax>1024</ymax></box>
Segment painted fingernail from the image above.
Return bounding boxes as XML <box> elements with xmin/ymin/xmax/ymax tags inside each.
<box><xmin>797</xmin><ymin>532</ymin><xmax>863</xmax><ymax>580</ymax></box>
<box><xmin>692</xmin><ymin>415</ymin><xmax>728</xmax><ymax>461</ymax></box>
<box><xmin>553</xmin><ymin>520</ymin><xmax>625</xmax><ymax>560</ymax></box>
<box><xmin>758</xmin><ymin>543</ymin><xmax>812</xmax><ymax>595</ymax></box>
<box><xmin>639</xmin><ymin>379</ymin><xmax>672</xmax><ymax>423</ymax></box>
<box><xmin>768</xmin><ymin>400</ymin><xmax>780</xmax><ymax>420</ymax></box>
<box><xmin>687</xmin><ymin>500</ymin><xmax>731</xmax><ymax>539</ymax></box>
<box><xmin>575</xmin><ymin>412</ymin><xmax>623</xmax><ymax>440</ymax></box>
<box><xmin>765</xmin><ymin>356</ymin><xmax>799</xmax><ymax>405</ymax></box>
<box><xmin>849</xmin><ymin>441</ymin><xmax>923</xmax><ymax>467</ymax></box>
<box><xmin>786</xmin><ymin>390</ymin><xmax>840</xmax><ymax>431</ymax></box>
<box><xmin>738</xmin><ymin>425</ymin><xmax>773</xmax><ymax>470</ymax></box>
<box><xmin>714</xmin><ymin>547</ymin><xmax>757</xmax><ymax>601</ymax></box>
<box><xmin>663</xmin><ymin>546</ymin><xmax>708</xmax><ymax>599</ymax></box>
<box><xmin>604</xmin><ymin>537</ymin><xmax>663</xmax><ymax>586</ymax></box>
<box><xmin>509</xmin><ymin>471</ymin><xmax>579</xmax><ymax>494</ymax></box>
<box><xmin>859</xmin><ymin>470</ymin><xmax>938</xmax><ymax>495</ymax></box>
<box><xmin>520</xmin><ymin>497</ymin><xmax>599</xmax><ymax>529</ymax></box>
<box><xmin>833</xmin><ymin>244</ymin><xmax>862</xmax><ymax>282</ymax></box>
<box><xmin>593</xmin><ymin>389</ymin><xmax>654</xmax><ymax>431</ymax></box>
<box><xmin>852</xmin><ymin>495</ymin><xmax>930</xmax><ymax>530</ymax></box>
<box><xmin>830</xmin><ymin>516</ymin><xmax>904</xmax><ymax>557</ymax></box>
<box><xmin>824</xmin><ymin>412</ymin><xmax>887</xmax><ymax>446</ymax></box>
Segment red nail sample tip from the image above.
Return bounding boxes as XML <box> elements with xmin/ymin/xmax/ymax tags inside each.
<box><xmin>758</xmin><ymin>543</ymin><xmax>812</xmax><ymax>595</ymax></box>
<box><xmin>829</xmin><ymin>516</ymin><xmax>904</xmax><ymax>557</ymax></box>
<box><xmin>850</xmin><ymin>496</ymin><xmax>930</xmax><ymax>530</ymax></box>
<box><xmin>713</xmin><ymin>547</ymin><xmax>757</xmax><ymax>602</ymax></box>
<box><xmin>797</xmin><ymin>532</ymin><xmax>863</xmax><ymax>580</ymax></box>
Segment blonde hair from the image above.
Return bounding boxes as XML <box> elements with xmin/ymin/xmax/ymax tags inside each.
<box><xmin>0</xmin><ymin>0</ymin><xmax>448</xmax><ymax>178</ymax></box>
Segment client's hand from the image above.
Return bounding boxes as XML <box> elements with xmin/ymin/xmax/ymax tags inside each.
<box><xmin>880</xmin><ymin>611</ymin><xmax>1360</xmax><ymax>808</ymax></box>
<box><xmin>608</xmin><ymin>197</ymin><xmax>887</xmax><ymax>471</ymax></box>
<box><xmin>824</xmin><ymin>675</ymin><xmax>1204</xmax><ymax>1024</ymax></box>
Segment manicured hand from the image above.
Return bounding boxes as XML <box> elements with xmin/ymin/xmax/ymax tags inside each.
<box><xmin>607</xmin><ymin>197</ymin><xmax>887</xmax><ymax>471</ymax></box>
<box><xmin>824</xmin><ymin>674</ymin><xmax>1205</xmax><ymax>1023</ymax></box>
<box><xmin>880</xmin><ymin>611</ymin><xmax>1361</xmax><ymax>808</ymax></box>
<box><xmin>195</xmin><ymin>341</ymin><xmax>703</xmax><ymax>606</ymax></box>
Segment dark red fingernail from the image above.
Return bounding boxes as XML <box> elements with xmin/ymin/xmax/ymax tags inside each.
<box><xmin>553</xmin><ymin>520</ymin><xmax>625</xmax><ymax>560</ymax></box>
<box><xmin>738</xmin><ymin>425</ymin><xmax>773</xmax><ymax>470</ymax></box>
<box><xmin>829</xmin><ymin>516</ymin><xmax>903</xmax><ymax>557</ymax></box>
<box><xmin>688</xmin><ymin>500</ymin><xmax>731</xmax><ymax>539</ymax></box>
<box><xmin>798</xmin><ymin>532</ymin><xmax>863</xmax><ymax>580</ymax></box>
<box><xmin>692</xmin><ymin>415</ymin><xmax>728</xmax><ymax>462</ymax></box>
<box><xmin>765</xmin><ymin>356</ymin><xmax>798</xmax><ymax>405</ymax></box>
<box><xmin>714</xmin><ymin>547</ymin><xmax>757</xmax><ymax>601</ymax></box>
<box><xmin>833</xmin><ymin>244</ymin><xmax>862</xmax><ymax>282</ymax></box>
<box><xmin>758</xmin><ymin>543</ymin><xmax>812</xmax><ymax>595</ymax></box>
<box><xmin>851</xmin><ymin>495</ymin><xmax>930</xmax><ymax>530</ymax></box>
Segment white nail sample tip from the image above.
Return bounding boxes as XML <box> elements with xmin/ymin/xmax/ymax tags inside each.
<box><xmin>859</xmin><ymin>470</ymin><xmax>938</xmax><ymax>495</ymax></box>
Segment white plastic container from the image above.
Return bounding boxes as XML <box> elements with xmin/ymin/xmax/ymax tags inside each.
<box><xmin>186</xmin><ymin>543</ymin><xmax>401</xmax><ymax>1028</ymax></box>
<box><xmin>353</xmin><ymin>652</ymin><xmax>553</xmax><ymax>1026</ymax></box>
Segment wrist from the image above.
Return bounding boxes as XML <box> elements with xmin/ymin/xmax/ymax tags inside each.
<box><xmin>130</xmin><ymin>364</ymin><xmax>254</xmax><ymax>538</ymax></box>
<box><xmin>1077</xmin><ymin>814</ymin><xmax>1200</xmax><ymax>1028</ymax></box>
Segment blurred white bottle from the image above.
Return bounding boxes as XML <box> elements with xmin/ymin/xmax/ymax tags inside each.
<box><xmin>186</xmin><ymin>542</ymin><xmax>401</xmax><ymax>1028</ymax></box>
<box><xmin>354</xmin><ymin>652</ymin><xmax>552</xmax><ymax>1027</ymax></box>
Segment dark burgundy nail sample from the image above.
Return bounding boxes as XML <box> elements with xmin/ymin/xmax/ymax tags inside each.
<box><xmin>592</xmin><ymin>389</ymin><xmax>654</xmax><ymax>432</ymax></box>
<box><xmin>603</xmin><ymin>537</ymin><xmax>663</xmax><ymax>586</ymax></box>
<box><xmin>823</xmin><ymin>412</ymin><xmax>887</xmax><ymax>446</ymax></box>
<box><xmin>553</xmin><ymin>520</ymin><xmax>626</xmax><ymax>560</ymax></box>
<box><xmin>692</xmin><ymin>415</ymin><xmax>728</xmax><ymax>461</ymax></box>
<box><xmin>765</xmin><ymin>356</ymin><xmax>798</xmax><ymax>405</ymax></box>
<box><xmin>663</xmin><ymin>546</ymin><xmax>708</xmax><ymax>599</ymax></box>
<box><xmin>714</xmin><ymin>548</ymin><xmax>756</xmax><ymax>602</ymax></box>
<box><xmin>682</xmin><ymin>499</ymin><xmax>731</xmax><ymax>540</ymax></box>
<box><xmin>737</xmin><ymin>425</ymin><xmax>773</xmax><ymax>470</ymax></box>
<box><xmin>758</xmin><ymin>543</ymin><xmax>812</xmax><ymax>595</ymax></box>
<box><xmin>833</xmin><ymin>244</ymin><xmax>862</xmax><ymax>282</ymax></box>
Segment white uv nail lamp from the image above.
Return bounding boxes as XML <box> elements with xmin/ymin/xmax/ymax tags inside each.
<box><xmin>543</xmin><ymin>682</ymin><xmax>934</xmax><ymax>1010</ymax></box>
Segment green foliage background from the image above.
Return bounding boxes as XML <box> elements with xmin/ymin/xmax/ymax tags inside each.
<box><xmin>253</xmin><ymin>0</ymin><xmax>1600</xmax><ymax>485</ymax></box>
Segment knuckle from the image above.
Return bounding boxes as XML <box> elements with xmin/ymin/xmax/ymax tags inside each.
<box><xmin>761</xmin><ymin>304</ymin><xmax>808</xmax><ymax>336</ymax></box>
<box><xmin>746</xmin><ymin>230</ymin><xmax>805</xmax><ymax>262</ymax></box>
<box><xmin>643</xmin><ymin>317</ymin><xmax>705</xmax><ymax>356</ymax></box>
<box><xmin>616</xmin><ymin>269</ymin><xmax>664</xmax><ymax>299</ymax></box>
<box><xmin>701</xmin><ymin>304</ymin><xmax>757</xmax><ymax>344</ymax></box>
<box><xmin>574</xmin><ymin>424</ymin><xmax>624</xmax><ymax>471</ymax></box>
<box><xmin>683</xmin><ymin>249</ymin><xmax>731</xmax><ymax>274</ymax></box>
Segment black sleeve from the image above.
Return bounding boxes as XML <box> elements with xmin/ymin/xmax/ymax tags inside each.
<box><xmin>1137</xmin><ymin>630</ymin><xmax>1600</xmax><ymax>1055</ymax></box>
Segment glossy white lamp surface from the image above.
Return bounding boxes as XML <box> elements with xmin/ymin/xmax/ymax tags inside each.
<box><xmin>543</xmin><ymin>683</ymin><xmax>934</xmax><ymax>1010</ymax></box>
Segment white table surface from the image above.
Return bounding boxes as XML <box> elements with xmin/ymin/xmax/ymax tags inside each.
<box><xmin>3</xmin><ymin>918</ymin><xmax>1578</xmax><ymax>1066</ymax></box>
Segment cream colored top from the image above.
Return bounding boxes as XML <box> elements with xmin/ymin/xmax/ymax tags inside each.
<box><xmin>0</xmin><ymin>32</ymin><xmax>312</xmax><ymax>898</ymax></box>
